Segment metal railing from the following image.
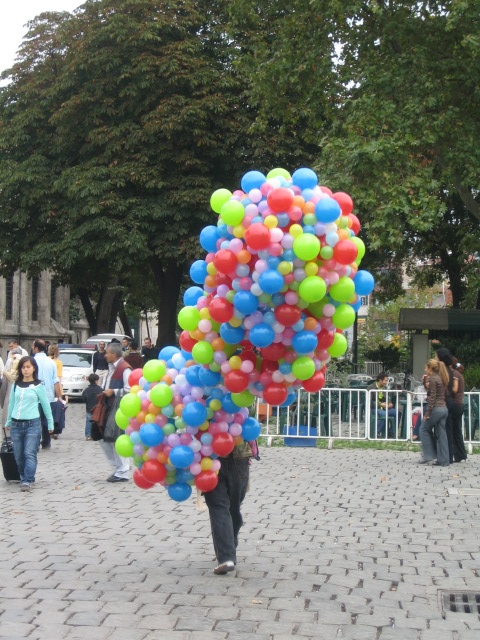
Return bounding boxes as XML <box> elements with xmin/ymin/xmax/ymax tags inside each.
<box><xmin>255</xmin><ymin>389</ymin><xmax>480</xmax><ymax>448</ymax></box>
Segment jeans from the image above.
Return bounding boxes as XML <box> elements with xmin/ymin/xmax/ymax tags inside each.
<box><xmin>9</xmin><ymin>418</ymin><xmax>42</xmax><ymax>485</ymax></box>
<box><xmin>377</xmin><ymin>408</ymin><xmax>397</xmax><ymax>436</ymax></box>
<box><xmin>204</xmin><ymin>457</ymin><xmax>250</xmax><ymax>565</ymax></box>
<box><xmin>420</xmin><ymin>406</ymin><xmax>449</xmax><ymax>465</ymax></box>
<box><xmin>85</xmin><ymin>411</ymin><xmax>92</xmax><ymax>438</ymax></box>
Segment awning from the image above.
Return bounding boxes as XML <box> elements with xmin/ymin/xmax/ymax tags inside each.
<box><xmin>399</xmin><ymin>308</ymin><xmax>480</xmax><ymax>337</ymax></box>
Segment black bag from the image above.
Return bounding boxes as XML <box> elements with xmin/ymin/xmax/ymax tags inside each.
<box><xmin>1</xmin><ymin>428</ymin><xmax>21</xmax><ymax>481</ymax></box>
<box><xmin>90</xmin><ymin>393</ymin><xmax>108</xmax><ymax>441</ymax></box>
<box><xmin>103</xmin><ymin>395</ymin><xmax>123</xmax><ymax>443</ymax></box>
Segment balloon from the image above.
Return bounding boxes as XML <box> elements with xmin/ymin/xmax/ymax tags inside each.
<box><xmin>329</xmin><ymin>277</ymin><xmax>355</xmax><ymax>302</ymax></box>
<box><xmin>332</xmin><ymin>191</ymin><xmax>354</xmax><ymax>215</ymax></box>
<box><xmin>249</xmin><ymin>323</ymin><xmax>275</xmax><ymax>348</ymax></box>
<box><xmin>241</xmin><ymin>417</ymin><xmax>261</xmax><ymax>441</ymax></box>
<box><xmin>291</xmin><ymin>356</ymin><xmax>315</xmax><ymax>381</ymax></box>
<box><xmin>302</xmin><ymin>370</ymin><xmax>326</xmax><ymax>392</ymax></box>
<box><xmin>168</xmin><ymin>482</ymin><xmax>192</xmax><ymax>502</ymax></box>
<box><xmin>315</xmin><ymin>197</ymin><xmax>341</xmax><ymax>223</ymax></box>
<box><xmin>263</xmin><ymin>382</ymin><xmax>288</xmax><ymax>406</ymax></box>
<box><xmin>220</xmin><ymin>200</ymin><xmax>245</xmax><ymax>226</ymax></box>
<box><xmin>258</xmin><ymin>269</ymin><xmax>284</xmax><ymax>294</ymax></box>
<box><xmin>241</xmin><ymin>170</ymin><xmax>266</xmax><ymax>192</ymax></box>
<box><xmin>115</xmin><ymin>409</ymin><xmax>129</xmax><ymax>430</ymax></box>
<box><xmin>169</xmin><ymin>445</ymin><xmax>195</xmax><ymax>469</ymax></box>
<box><xmin>298</xmin><ymin>276</ymin><xmax>327</xmax><ymax>303</ymax></box>
<box><xmin>332</xmin><ymin>239</ymin><xmax>358</xmax><ymax>265</ymax></box>
<box><xmin>267</xmin><ymin>187</ymin><xmax>294</xmax><ymax>212</ymax></box>
<box><xmin>210</xmin><ymin>188</ymin><xmax>232</xmax><ymax>213</ymax></box>
<box><xmin>128</xmin><ymin>368</ymin><xmax>143</xmax><ymax>387</ymax></box>
<box><xmin>354</xmin><ymin>270</ymin><xmax>375</xmax><ymax>296</ymax></box>
<box><xmin>208</xmin><ymin>297</ymin><xmax>234</xmax><ymax>323</ymax></box>
<box><xmin>244</xmin><ymin>222</ymin><xmax>271</xmax><ymax>250</ymax></box>
<box><xmin>119</xmin><ymin>393</ymin><xmax>142</xmax><ymax>418</ymax></box>
<box><xmin>214</xmin><ymin>249</ymin><xmax>237</xmax><ymax>274</ymax></box>
<box><xmin>141</xmin><ymin>459</ymin><xmax>167</xmax><ymax>483</ymax></box>
<box><xmin>211</xmin><ymin>432</ymin><xmax>235</xmax><ymax>456</ymax></box>
<box><xmin>183</xmin><ymin>285</ymin><xmax>204</xmax><ymax>306</ymax></box>
<box><xmin>142</xmin><ymin>358</ymin><xmax>167</xmax><ymax>382</ymax></box>
<box><xmin>133</xmin><ymin>468</ymin><xmax>155</xmax><ymax>490</ymax></box>
<box><xmin>274</xmin><ymin>303</ymin><xmax>302</xmax><ymax>327</ymax></box>
<box><xmin>328</xmin><ymin>332</ymin><xmax>348</xmax><ymax>357</ymax></box>
<box><xmin>182</xmin><ymin>402</ymin><xmax>208</xmax><ymax>427</ymax></box>
<box><xmin>192</xmin><ymin>341</ymin><xmax>214</xmax><ymax>365</ymax></box>
<box><xmin>224</xmin><ymin>369</ymin><xmax>249</xmax><ymax>393</ymax></box>
<box><xmin>149</xmin><ymin>383</ymin><xmax>173</xmax><ymax>407</ymax></box>
<box><xmin>293</xmin><ymin>234</ymin><xmax>320</xmax><ymax>261</ymax></box>
<box><xmin>139</xmin><ymin>423</ymin><xmax>165</xmax><ymax>447</ymax></box>
<box><xmin>332</xmin><ymin>303</ymin><xmax>356</xmax><ymax>330</ymax></box>
<box><xmin>189</xmin><ymin>260</ymin><xmax>208</xmax><ymax>284</ymax></box>
<box><xmin>194</xmin><ymin>470</ymin><xmax>219</xmax><ymax>492</ymax></box>
<box><xmin>292</xmin><ymin>330</ymin><xmax>318</xmax><ymax>355</ymax></box>
<box><xmin>230</xmin><ymin>389</ymin><xmax>255</xmax><ymax>407</ymax></box>
<box><xmin>233</xmin><ymin>290</ymin><xmax>258</xmax><ymax>315</ymax></box>
<box><xmin>292</xmin><ymin>167</ymin><xmax>318</xmax><ymax>190</ymax></box>
<box><xmin>115</xmin><ymin>434</ymin><xmax>134</xmax><ymax>457</ymax></box>
<box><xmin>178</xmin><ymin>306</ymin><xmax>201</xmax><ymax>332</ymax></box>
<box><xmin>199</xmin><ymin>226</ymin><xmax>221</xmax><ymax>253</ymax></box>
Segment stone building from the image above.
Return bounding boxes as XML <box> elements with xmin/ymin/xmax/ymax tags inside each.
<box><xmin>0</xmin><ymin>270</ymin><xmax>89</xmax><ymax>351</ymax></box>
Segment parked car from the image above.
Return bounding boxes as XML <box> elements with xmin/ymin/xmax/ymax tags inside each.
<box><xmin>85</xmin><ymin>333</ymin><xmax>131</xmax><ymax>347</ymax></box>
<box><xmin>58</xmin><ymin>347</ymin><xmax>95</xmax><ymax>399</ymax></box>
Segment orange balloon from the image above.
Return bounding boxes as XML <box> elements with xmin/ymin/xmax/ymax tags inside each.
<box><xmin>338</xmin><ymin>228</ymin><xmax>349</xmax><ymax>240</ymax></box>
<box><xmin>303</xmin><ymin>201</ymin><xmax>315</xmax><ymax>214</ymax></box>
<box><xmin>304</xmin><ymin>317</ymin><xmax>317</xmax><ymax>331</ymax></box>
<box><xmin>148</xmin><ymin>403</ymin><xmax>161</xmax><ymax>415</ymax></box>
<box><xmin>135</xmin><ymin>411</ymin><xmax>147</xmax><ymax>424</ymax></box>
<box><xmin>174</xmin><ymin>404</ymin><xmax>184</xmax><ymax>417</ymax></box>
<box><xmin>211</xmin><ymin>337</ymin><xmax>226</xmax><ymax>351</ymax></box>
<box><xmin>161</xmin><ymin>374</ymin><xmax>173</xmax><ymax>385</ymax></box>
<box><xmin>237</xmin><ymin>249</ymin><xmax>251</xmax><ymax>264</ymax></box>
<box><xmin>204</xmin><ymin>275</ymin><xmax>216</xmax><ymax>288</ymax></box>
<box><xmin>191</xmin><ymin>329</ymin><xmax>205</xmax><ymax>341</ymax></box>
<box><xmin>157</xmin><ymin>451</ymin><xmax>169</xmax><ymax>464</ymax></box>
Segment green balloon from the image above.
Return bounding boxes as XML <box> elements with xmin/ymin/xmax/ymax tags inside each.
<box><xmin>352</xmin><ymin>237</ymin><xmax>366</xmax><ymax>263</ymax></box>
<box><xmin>293</xmin><ymin>234</ymin><xmax>320</xmax><ymax>261</ymax></box>
<box><xmin>332</xmin><ymin>303</ymin><xmax>356</xmax><ymax>330</ymax></box>
<box><xmin>328</xmin><ymin>332</ymin><xmax>348</xmax><ymax>358</ymax></box>
<box><xmin>220</xmin><ymin>200</ymin><xmax>245</xmax><ymax>226</ymax></box>
<box><xmin>150</xmin><ymin>383</ymin><xmax>173</xmax><ymax>408</ymax></box>
<box><xmin>162</xmin><ymin>423</ymin><xmax>176</xmax><ymax>436</ymax></box>
<box><xmin>119</xmin><ymin>393</ymin><xmax>141</xmax><ymax>418</ymax></box>
<box><xmin>210</xmin><ymin>188</ymin><xmax>232</xmax><ymax>214</ymax></box>
<box><xmin>115</xmin><ymin>434</ymin><xmax>134</xmax><ymax>457</ymax></box>
<box><xmin>115</xmin><ymin>409</ymin><xmax>129</xmax><ymax>430</ymax></box>
<box><xmin>266</xmin><ymin>167</ymin><xmax>291</xmax><ymax>180</ymax></box>
<box><xmin>299</xmin><ymin>276</ymin><xmax>327</xmax><ymax>304</ymax></box>
<box><xmin>329</xmin><ymin>276</ymin><xmax>355</xmax><ymax>302</ymax></box>
<box><xmin>231</xmin><ymin>390</ymin><xmax>255</xmax><ymax>408</ymax></box>
<box><xmin>177</xmin><ymin>306</ymin><xmax>200</xmax><ymax>332</ymax></box>
<box><xmin>320</xmin><ymin>245</ymin><xmax>333</xmax><ymax>259</ymax></box>
<box><xmin>142</xmin><ymin>359</ymin><xmax>167</xmax><ymax>383</ymax></box>
<box><xmin>192</xmin><ymin>340</ymin><xmax>214</xmax><ymax>364</ymax></box>
<box><xmin>308</xmin><ymin>299</ymin><xmax>327</xmax><ymax>319</ymax></box>
<box><xmin>291</xmin><ymin>356</ymin><xmax>315</xmax><ymax>381</ymax></box>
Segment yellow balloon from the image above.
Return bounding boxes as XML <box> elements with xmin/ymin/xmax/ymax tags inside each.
<box><xmin>289</xmin><ymin>224</ymin><xmax>303</xmax><ymax>238</ymax></box>
<box><xmin>229</xmin><ymin>355</ymin><xmax>242</xmax><ymax>370</ymax></box>
<box><xmin>233</xmin><ymin>224</ymin><xmax>245</xmax><ymax>238</ymax></box>
<box><xmin>278</xmin><ymin>261</ymin><xmax>292</xmax><ymax>275</ymax></box>
<box><xmin>264</xmin><ymin>215</ymin><xmax>278</xmax><ymax>229</ymax></box>
<box><xmin>304</xmin><ymin>261</ymin><xmax>319</xmax><ymax>276</ymax></box>
<box><xmin>206</xmin><ymin>262</ymin><xmax>217</xmax><ymax>275</ymax></box>
<box><xmin>201</xmin><ymin>457</ymin><xmax>213</xmax><ymax>471</ymax></box>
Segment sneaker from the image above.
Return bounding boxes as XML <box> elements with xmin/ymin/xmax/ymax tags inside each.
<box><xmin>86</xmin><ymin>437</ymin><xmax>92</xmax><ymax>441</ymax></box>
<box><xmin>20</xmin><ymin>483</ymin><xmax>31</xmax><ymax>492</ymax></box>
<box><xmin>213</xmin><ymin>560</ymin><xmax>235</xmax><ymax>575</ymax></box>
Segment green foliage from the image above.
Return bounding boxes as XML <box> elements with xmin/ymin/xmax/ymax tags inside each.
<box><xmin>463</xmin><ymin>364</ymin><xmax>480</xmax><ymax>391</ymax></box>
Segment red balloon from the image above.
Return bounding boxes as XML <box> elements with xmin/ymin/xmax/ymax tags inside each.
<box><xmin>348</xmin><ymin>213</ymin><xmax>361</xmax><ymax>235</ymax></box>
<box><xmin>317</xmin><ymin>329</ymin><xmax>335</xmax><ymax>349</ymax></box>
<box><xmin>213</xmin><ymin>249</ymin><xmax>237</xmax><ymax>274</ymax></box>
<box><xmin>211</xmin><ymin>432</ymin><xmax>235</xmax><ymax>457</ymax></box>
<box><xmin>128</xmin><ymin>368</ymin><xmax>144</xmax><ymax>387</ymax></box>
<box><xmin>141</xmin><ymin>460</ymin><xmax>167</xmax><ymax>484</ymax></box>
<box><xmin>302</xmin><ymin>371</ymin><xmax>325</xmax><ymax>393</ymax></box>
<box><xmin>261</xmin><ymin>343</ymin><xmax>286</xmax><ymax>361</ymax></box>
<box><xmin>263</xmin><ymin>382</ymin><xmax>288</xmax><ymax>406</ymax></box>
<box><xmin>244</xmin><ymin>222</ymin><xmax>271</xmax><ymax>250</ymax></box>
<box><xmin>208</xmin><ymin>297</ymin><xmax>234</xmax><ymax>323</ymax></box>
<box><xmin>224</xmin><ymin>369</ymin><xmax>249</xmax><ymax>393</ymax></box>
<box><xmin>133</xmin><ymin>468</ymin><xmax>155</xmax><ymax>490</ymax></box>
<box><xmin>332</xmin><ymin>239</ymin><xmax>358</xmax><ymax>265</ymax></box>
<box><xmin>179</xmin><ymin>331</ymin><xmax>197</xmax><ymax>352</ymax></box>
<box><xmin>267</xmin><ymin>187</ymin><xmax>294</xmax><ymax>213</ymax></box>
<box><xmin>240</xmin><ymin>349</ymin><xmax>257</xmax><ymax>365</ymax></box>
<box><xmin>332</xmin><ymin>191</ymin><xmax>354</xmax><ymax>215</ymax></box>
<box><xmin>274</xmin><ymin>303</ymin><xmax>302</xmax><ymax>327</ymax></box>
<box><xmin>195</xmin><ymin>470</ymin><xmax>219</xmax><ymax>492</ymax></box>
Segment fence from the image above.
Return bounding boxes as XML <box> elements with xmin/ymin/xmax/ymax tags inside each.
<box><xmin>255</xmin><ymin>388</ymin><xmax>480</xmax><ymax>449</ymax></box>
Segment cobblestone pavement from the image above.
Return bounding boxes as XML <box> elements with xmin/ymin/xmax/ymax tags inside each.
<box><xmin>1</xmin><ymin>402</ymin><xmax>480</xmax><ymax>639</ymax></box>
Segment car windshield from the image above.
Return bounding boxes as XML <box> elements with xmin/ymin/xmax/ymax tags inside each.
<box><xmin>59</xmin><ymin>352</ymin><xmax>92</xmax><ymax>367</ymax></box>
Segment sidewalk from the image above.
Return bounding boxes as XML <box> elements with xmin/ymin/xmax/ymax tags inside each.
<box><xmin>1</xmin><ymin>402</ymin><xmax>480</xmax><ymax>639</ymax></box>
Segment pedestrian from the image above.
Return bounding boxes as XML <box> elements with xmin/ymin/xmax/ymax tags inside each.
<box><xmin>4</xmin><ymin>356</ymin><xmax>54</xmax><ymax>491</ymax></box>
<box><xmin>121</xmin><ymin>337</ymin><xmax>132</xmax><ymax>354</ymax></box>
<box><xmin>124</xmin><ymin>340</ymin><xmax>144</xmax><ymax>370</ymax></box>
<box><xmin>450</xmin><ymin>356</ymin><xmax>468</xmax><ymax>462</ymax></box>
<box><xmin>0</xmin><ymin>347</ymin><xmax>23</xmax><ymax>427</ymax></box>
<box><xmin>141</xmin><ymin>337</ymin><xmax>159</xmax><ymax>363</ymax></box>
<box><xmin>81</xmin><ymin>373</ymin><xmax>104</xmax><ymax>441</ymax></box>
<box><xmin>100</xmin><ymin>343</ymin><xmax>132</xmax><ymax>483</ymax></box>
<box><xmin>32</xmin><ymin>339</ymin><xmax>63</xmax><ymax>450</ymax></box>
<box><xmin>367</xmin><ymin>372</ymin><xmax>396</xmax><ymax>437</ymax></box>
<box><xmin>204</xmin><ymin>439</ymin><xmax>254</xmax><ymax>575</ymax></box>
<box><xmin>419</xmin><ymin>358</ymin><xmax>449</xmax><ymax>466</ymax></box>
<box><xmin>93</xmin><ymin>341</ymin><xmax>109</xmax><ymax>389</ymax></box>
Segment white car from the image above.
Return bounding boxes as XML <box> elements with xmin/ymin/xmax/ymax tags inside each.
<box><xmin>59</xmin><ymin>347</ymin><xmax>95</xmax><ymax>399</ymax></box>
<box><xmin>85</xmin><ymin>333</ymin><xmax>131</xmax><ymax>347</ymax></box>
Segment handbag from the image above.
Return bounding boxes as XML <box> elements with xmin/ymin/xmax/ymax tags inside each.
<box><xmin>103</xmin><ymin>395</ymin><xmax>123</xmax><ymax>443</ymax></box>
<box><xmin>90</xmin><ymin>393</ymin><xmax>108</xmax><ymax>441</ymax></box>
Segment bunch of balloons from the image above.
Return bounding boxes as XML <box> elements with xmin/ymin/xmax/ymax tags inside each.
<box><xmin>114</xmin><ymin>168</ymin><xmax>374</xmax><ymax>501</ymax></box>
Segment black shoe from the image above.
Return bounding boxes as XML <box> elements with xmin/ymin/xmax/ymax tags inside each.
<box><xmin>107</xmin><ymin>476</ymin><xmax>128</xmax><ymax>483</ymax></box>
<box><xmin>41</xmin><ymin>444</ymin><xmax>51</xmax><ymax>450</ymax></box>
<box><xmin>433</xmin><ymin>462</ymin><xmax>449</xmax><ymax>466</ymax></box>
<box><xmin>418</xmin><ymin>459</ymin><xmax>433</xmax><ymax>464</ymax></box>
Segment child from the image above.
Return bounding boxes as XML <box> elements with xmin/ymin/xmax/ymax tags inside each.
<box><xmin>81</xmin><ymin>373</ymin><xmax>104</xmax><ymax>441</ymax></box>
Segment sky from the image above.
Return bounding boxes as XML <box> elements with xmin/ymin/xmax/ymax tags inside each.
<box><xmin>0</xmin><ymin>1</ymin><xmax>83</xmax><ymax>75</ymax></box>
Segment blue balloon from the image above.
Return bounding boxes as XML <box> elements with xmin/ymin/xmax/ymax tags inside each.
<box><xmin>199</xmin><ymin>368</ymin><xmax>221</xmax><ymax>387</ymax></box>
<box><xmin>139</xmin><ymin>423</ymin><xmax>164</xmax><ymax>447</ymax></box>
<box><xmin>292</xmin><ymin>330</ymin><xmax>318</xmax><ymax>355</ymax></box>
<box><xmin>315</xmin><ymin>197</ymin><xmax>341</xmax><ymax>223</ymax></box>
<box><xmin>220</xmin><ymin>323</ymin><xmax>245</xmax><ymax>344</ymax></box>
<box><xmin>280</xmin><ymin>388</ymin><xmax>297</xmax><ymax>407</ymax></box>
<box><xmin>249</xmin><ymin>323</ymin><xmax>275</xmax><ymax>348</ymax></box>
<box><xmin>182</xmin><ymin>402</ymin><xmax>208</xmax><ymax>427</ymax></box>
<box><xmin>159</xmin><ymin>346</ymin><xmax>180</xmax><ymax>361</ymax></box>
<box><xmin>276</xmin><ymin>213</ymin><xmax>290</xmax><ymax>228</ymax></box>
<box><xmin>353</xmin><ymin>270</ymin><xmax>375</xmax><ymax>296</ymax></box>
<box><xmin>222</xmin><ymin>393</ymin><xmax>240</xmax><ymax>414</ymax></box>
<box><xmin>258</xmin><ymin>269</ymin><xmax>284</xmax><ymax>294</ymax></box>
<box><xmin>292</xmin><ymin>167</ymin><xmax>318</xmax><ymax>190</ymax></box>
<box><xmin>183</xmin><ymin>286</ymin><xmax>204</xmax><ymax>306</ymax></box>
<box><xmin>168</xmin><ymin>482</ymin><xmax>192</xmax><ymax>502</ymax></box>
<box><xmin>169</xmin><ymin>445</ymin><xmax>195</xmax><ymax>469</ymax></box>
<box><xmin>175</xmin><ymin>469</ymin><xmax>194</xmax><ymax>484</ymax></box>
<box><xmin>185</xmin><ymin>365</ymin><xmax>202</xmax><ymax>387</ymax></box>
<box><xmin>233</xmin><ymin>291</ymin><xmax>258</xmax><ymax>315</ymax></box>
<box><xmin>241</xmin><ymin>417</ymin><xmax>261</xmax><ymax>441</ymax></box>
<box><xmin>241</xmin><ymin>170</ymin><xmax>266</xmax><ymax>192</ymax></box>
<box><xmin>190</xmin><ymin>260</ymin><xmax>208</xmax><ymax>284</ymax></box>
<box><xmin>199</xmin><ymin>225</ymin><xmax>221</xmax><ymax>252</ymax></box>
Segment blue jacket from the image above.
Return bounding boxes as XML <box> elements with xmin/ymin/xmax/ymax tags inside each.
<box><xmin>6</xmin><ymin>380</ymin><xmax>54</xmax><ymax>430</ymax></box>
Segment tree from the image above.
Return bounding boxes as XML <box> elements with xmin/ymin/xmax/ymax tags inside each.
<box><xmin>0</xmin><ymin>0</ymin><xmax>254</xmax><ymax>344</ymax></box>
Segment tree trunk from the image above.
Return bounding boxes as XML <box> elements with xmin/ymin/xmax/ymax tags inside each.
<box><xmin>77</xmin><ymin>288</ymin><xmax>97</xmax><ymax>334</ymax></box>
<box><xmin>96</xmin><ymin>284</ymin><xmax>122</xmax><ymax>333</ymax></box>
<box><xmin>150</xmin><ymin>255</ymin><xmax>185</xmax><ymax>349</ymax></box>
<box><xmin>118</xmin><ymin>306</ymin><xmax>133</xmax><ymax>337</ymax></box>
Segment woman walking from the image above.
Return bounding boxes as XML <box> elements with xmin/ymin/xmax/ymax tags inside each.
<box><xmin>450</xmin><ymin>357</ymin><xmax>468</xmax><ymax>462</ymax></box>
<box><xmin>4</xmin><ymin>356</ymin><xmax>54</xmax><ymax>492</ymax></box>
<box><xmin>419</xmin><ymin>359</ymin><xmax>449</xmax><ymax>466</ymax></box>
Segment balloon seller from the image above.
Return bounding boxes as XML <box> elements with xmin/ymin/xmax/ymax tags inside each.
<box><xmin>111</xmin><ymin>167</ymin><xmax>374</xmax><ymax>574</ymax></box>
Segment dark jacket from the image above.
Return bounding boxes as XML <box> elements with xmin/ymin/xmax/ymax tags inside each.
<box><xmin>82</xmin><ymin>383</ymin><xmax>104</xmax><ymax>412</ymax></box>
<box><xmin>93</xmin><ymin>350</ymin><xmax>108</xmax><ymax>372</ymax></box>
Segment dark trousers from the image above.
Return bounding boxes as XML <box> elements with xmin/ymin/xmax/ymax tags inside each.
<box><xmin>40</xmin><ymin>402</ymin><xmax>56</xmax><ymax>448</ymax></box>
<box><xmin>451</xmin><ymin>402</ymin><xmax>468</xmax><ymax>462</ymax></box>
<box><xmin>204</xmin><ymin>457</ymin><xmax>249</xmax><ymax>565</ymax></box>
